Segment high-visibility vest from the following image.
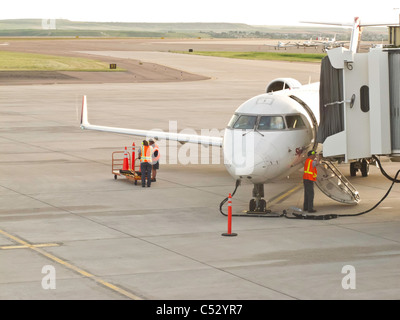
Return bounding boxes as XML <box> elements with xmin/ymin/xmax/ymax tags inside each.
<box><xmin>303</xmin><ymin>158</ymin><xmax>317</xmax><ymax>181</ymax></box>
<box><xmin>152</xmin><ymin>144</ymin><xmax>160</xmax><ymax>163</ymax></box>
<box><xmin>140</xmin><ymin>145</ymin><xmax>153</xmax><ymax>163</ymax></box>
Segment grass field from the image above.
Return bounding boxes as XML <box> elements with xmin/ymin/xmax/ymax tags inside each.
<box><xmin>176</xmin><ymin>51</ymin><xmax>326</xmax><ymax>63</ymax></box>
<box><xmin>0</xmin><ymin>51</ymin><xmax>123</xmax><ymax>71</ymax></box>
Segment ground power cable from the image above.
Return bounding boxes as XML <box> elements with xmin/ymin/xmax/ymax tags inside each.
<box><xmin>219</xmin><ymin>180</ymin><xmax>284</xmax><ymax>218</ymax></box>
<box><xmin>220</xmin><ymin>158</ymin><xmax>400</xmax><ymax>221</ymax></box>
<box><xmin>285</xmin><ymin>165</ymin><xmax>400</xmax><ymax>220</ymax></box>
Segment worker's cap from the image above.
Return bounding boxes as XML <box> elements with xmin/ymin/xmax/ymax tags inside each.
<box><xmin>149</xmin><ymin>138</ymin><xmax>154</xmax><ymax>142</ymax></box>
<box><xmin>308</xmin><ymin>150</ymin><xmax>316</xmax><ymax>156</ymax></box>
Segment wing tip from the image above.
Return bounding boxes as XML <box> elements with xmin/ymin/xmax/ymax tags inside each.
<box><xmin>80</xmin><ymin>95</ymin><xmax>90</xmax><ymax>128</ymax></box>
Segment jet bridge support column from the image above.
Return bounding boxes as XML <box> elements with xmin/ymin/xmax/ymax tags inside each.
<box><xmin>389</xmin><ymin>50</ymin><xmax>400</xmax><ymax>156</ymax></box>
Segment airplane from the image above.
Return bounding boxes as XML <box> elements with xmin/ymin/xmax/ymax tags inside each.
<box><xmin>300</xmin><ymin>18</ymin><xmax>398</xmax><ymax>52</ymax></box>
<box><xmin>264</xmin><ymin>41</ymin><xmax>297</xmax><ymax>50</ymax></box>
<box><xmin>316</xmin><ymin>34</ymin><xmax>350</xmax><ymax>51</ymax></box>
<box><xmin>294</xmin><ymin>38</ymin><xmax>319</xmax><ymax>48</ymax></box>
<box><xmin>80</xmin><ymin>17</ymin><xmax>387</xmax><ymax>214</ymax></box>
<box><xmin>81</xmin><ymin>78</ymin><xmax>320</xmax><ymax>213</ymax></box>
<box><xmin>316</xmin><ymin>34</ymin><xmax>336</xmax><ymax>44</ymax></box>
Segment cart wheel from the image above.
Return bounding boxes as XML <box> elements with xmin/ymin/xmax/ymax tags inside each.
<box><xmin>134</xmin><ymin>180</ymin><xmax>137</xmax><ymax>185</ymax></box>
<box><xmin>114</xmin><ymin>175</ymin><xmax>117</xmax><ymax>180</ymax></box>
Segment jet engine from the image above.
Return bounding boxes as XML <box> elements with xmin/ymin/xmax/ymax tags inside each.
<box><xmin>266</xmin><ymin>78</ymin><xmax>302</xmax><ymax>93</ymax></box>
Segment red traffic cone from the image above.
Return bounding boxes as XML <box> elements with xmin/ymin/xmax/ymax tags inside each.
<box><xmin>123</xmin><ymin>147</ymin><xmax>129</xmax><ymax>170</ymax></box>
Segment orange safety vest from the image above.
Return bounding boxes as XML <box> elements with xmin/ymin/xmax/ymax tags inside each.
<box><xmin>152</xmin><ymin>144</ymin><xmax>160</xmax><ymax>163</ymax></box>
<box><xmin>303</xmin><ymin>158</ymin><xmax>317</xmax><ymax>181</ymax></box>
<box><xmin>140</xmin><ymin>145</ymin><xmax>153</xmax><ymax>163</ymax></box>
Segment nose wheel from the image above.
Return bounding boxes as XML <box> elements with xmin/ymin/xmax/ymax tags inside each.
<box><xmin>247</xmin><ymin>184</ymin><xmax>271</xmax><ymax>214</ymax></box>
<box><xmin>249</xmin><ymin>198</ymin><xmax>268</xmax><ymax>213</ymax></box>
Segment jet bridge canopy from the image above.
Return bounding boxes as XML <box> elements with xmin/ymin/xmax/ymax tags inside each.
<box><xmin>316</xmin><ymin>56</ymin><xmax>344</xmax><ymax>144</ymax></box>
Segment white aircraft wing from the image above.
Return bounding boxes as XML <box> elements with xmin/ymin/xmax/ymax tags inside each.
<box><xmin>301</xmin><ymin>20</ymin><xmax>400</xmax><ymax>27</ymax></box>
<box><xmin>80</xmin><ymin>96</ymin><xmax>223</xmax><ymax>147</ymax></box>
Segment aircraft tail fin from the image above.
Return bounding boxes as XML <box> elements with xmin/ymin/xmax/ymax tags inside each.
<box><xmin>302</xmin><ymin>17</ymin><xmax>399</xmax><ymax>54</ymax></box>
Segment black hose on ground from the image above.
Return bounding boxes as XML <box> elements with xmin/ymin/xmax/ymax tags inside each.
<box><xmin>285</xmin><ymin>157</ymin><xmax>400</xmax><ymax>220</ymax></box>
<box><xmin>220</xmin><ymin>157</ymin><xmax>399</xmax><ymax>221</ymax></box>
<box><xmin>373</xmin><ymin>155</ymin><xmax>400</xmax><ymax>183</ymax></box>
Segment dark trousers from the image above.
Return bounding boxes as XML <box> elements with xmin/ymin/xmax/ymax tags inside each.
<box><xmin>303</xmin><ymin>179</ymin><xmax>314</xmax><ymax>211</ymax></box>
<box><xmin>141</xmin><ymin>162</ymin><xmax>152</xmax><ymax>187</ymax></box>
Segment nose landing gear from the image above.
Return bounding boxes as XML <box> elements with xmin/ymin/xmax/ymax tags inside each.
<box><xmin>220</xmin><ymin>180</ymin><xmax>282</xmax><ymax>218</ymax></box>
<box><xmin>247</xmin><ymin>184</ymin><xmax>271</xmax><ymax>214</ymax></box>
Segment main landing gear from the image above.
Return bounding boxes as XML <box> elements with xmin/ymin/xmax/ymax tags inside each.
<box><xmin>247</xmin><ymin>184</ymin><xmax>271</xmax><ymax>214</ymax></box>
<box><xmin>350</xmin><ymin>159</ymin><xmax>370</xmax><ymax>177</ymax></box>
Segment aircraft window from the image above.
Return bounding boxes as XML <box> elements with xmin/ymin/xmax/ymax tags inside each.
<box><xmin>227</xmin><ymin>114</ymin><xmax>239</xmax><ymax>128</ymax></box>
<box><xmin>233</xmin><ymin>115</ymin><xmax>257</xmax><ymax>129</ymax></box>
<box><xmin>360</xmin><ymin>85</ymin><xmax>370</xmax><ymax>113</ymax></box>
<box><xmin>257</xmin><ymin>116</ymin><xmax>285</xmax><ymax>130</ymax></box>
<box><xmin>286</xmin><ymin>115</ymin><xmax>307</xmax><ymax>129</ymax></box>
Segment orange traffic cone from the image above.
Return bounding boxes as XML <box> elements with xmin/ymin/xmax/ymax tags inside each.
<box><xmin>222</xmin><ymin>193</ymin><xmax>237</xmax><ymax>237</ymax></box>
<box><xmin>131</xmin><ymin>142</ymin><xmax>136</xmax><ymax>171</ymax></box>
<box><xmin>123</xmin><ymin>146</ymin><xmax>129</xmax><ymax>170</ymax></box>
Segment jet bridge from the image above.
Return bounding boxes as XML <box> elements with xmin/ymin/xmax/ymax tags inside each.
<box><xmin>317</xmin><ymin>46</ymin><xmax>400</xmax><ymax>161</ymax></box>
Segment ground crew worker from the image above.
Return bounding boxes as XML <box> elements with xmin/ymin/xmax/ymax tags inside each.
<box><xmin>149</xmin><ymin>138</ymin><xmax>160</xmax><ymax>182</ymax></box>
<box><xmin>138</xmin><ymin>140</ymin><xmax>153</xmax><ymax>188</ymax></box>
<box><xmin>303</xmin><ymin>150</ymin><xmax>320</xmax><ymax>213</ymax></box>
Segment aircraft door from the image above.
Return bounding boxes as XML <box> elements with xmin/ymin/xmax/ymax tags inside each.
<box><xmin>315</xmin><ymin>160</ymin><xmax>360</xmax><ymax>205</ymax></box>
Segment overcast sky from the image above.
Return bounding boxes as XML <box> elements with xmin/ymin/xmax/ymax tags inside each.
<box><xmin>2</xmin><ymin>0</ymin><xmax>400</xmax><ymax>26</ymax></box>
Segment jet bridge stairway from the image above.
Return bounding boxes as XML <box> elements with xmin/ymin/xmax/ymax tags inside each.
<box><xmin>315</xmin><ymin>160</ymin><xmax>360</xmax><ymax>205</ymax></box>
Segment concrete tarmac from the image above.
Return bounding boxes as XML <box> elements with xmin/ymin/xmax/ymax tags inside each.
<box><xmin>0</xmin><ymin>43</ymin><xmax>400</xmax><ymax>300</ymax></box>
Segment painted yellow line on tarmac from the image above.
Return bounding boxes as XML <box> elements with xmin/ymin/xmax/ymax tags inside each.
<box><xmin>269</xmin><ymin>184</ymin><xmax>302</xmax><ymax>205</ymax></box>
<box><xmin>0</xmin><ymin>243</ymin><xmax>60</xmax><ymax>250</ymax></box>
<box><xmin>0</xmin><ymin>228</ymin><xmax>143</xmax><ymax>300</ymax></box>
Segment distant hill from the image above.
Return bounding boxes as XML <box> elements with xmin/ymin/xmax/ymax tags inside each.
<box><xmin>0</xmin><ymin>19</ymin><xmax>388</xmax><ymax>41</ymax></box>
<box><xmin>0</xmin><ymin>19</ymin><xmax>255</xmax><ymax>31</ymax></box>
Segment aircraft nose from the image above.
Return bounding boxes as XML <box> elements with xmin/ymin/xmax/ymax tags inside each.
<box><xmin>223</xmin><ymin>130</ymin><xmax>257</xmax><ymax>176</ymax></box>
<box><xmin>223</xmin><ymin>129</ymin><xmax>283</xmax><ymax>183</ymax></box>
<box><xmin>225</xmin><ymin>151</ymin><xmax>264</xmax><ymax>177</ymax></box>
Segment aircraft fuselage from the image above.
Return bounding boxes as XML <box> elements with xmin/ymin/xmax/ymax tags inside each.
<box><xmin>223</xmin><ymin>85</ymin><xmax>320</xmax><ymax>184</ymax></box>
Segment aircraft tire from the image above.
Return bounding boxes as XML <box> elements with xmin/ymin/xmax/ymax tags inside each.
<box><xmin>249</xmin><ymin>199</ymin><xmax>256</xmax><ymax>212</ymax></box>
<box><xmin>361</xmin><ymin>159</ymin><xmax>369</xmax><ymax>177</ymax></box>
<box><xmin>350</xmin><ymin>162</ymin><xmax>357</xmax><ymax>176</ymax></box>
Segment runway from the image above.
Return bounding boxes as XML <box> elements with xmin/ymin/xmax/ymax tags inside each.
<box><xmin>0</xmin><ymin>39</ymin><xmax>400</xmax><ymax>300</ymax></box>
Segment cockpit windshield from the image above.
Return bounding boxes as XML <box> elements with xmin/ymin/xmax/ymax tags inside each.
<box><xmin>228</xmin><ymin>113</ymin><xmax>308</xmax><ymax>131</ymax></box>
<box><xmin>258</xmin><ymin>116</ymin><xmax>285</xmax><ymax>130</ymax></box>
<box><xmin>227</xmin><ymin>114</ymin><xmax>239</xmax><ymax>128</ymax></box>
<box><xmin>286</xmin><ymin>115</ymin><xmax>306</xmax><ymax>129</ymax></box>
<box><xmin>231</xmin><ymin>115</ymin><xmax>257</xmax><ymax>129</ymax></box>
